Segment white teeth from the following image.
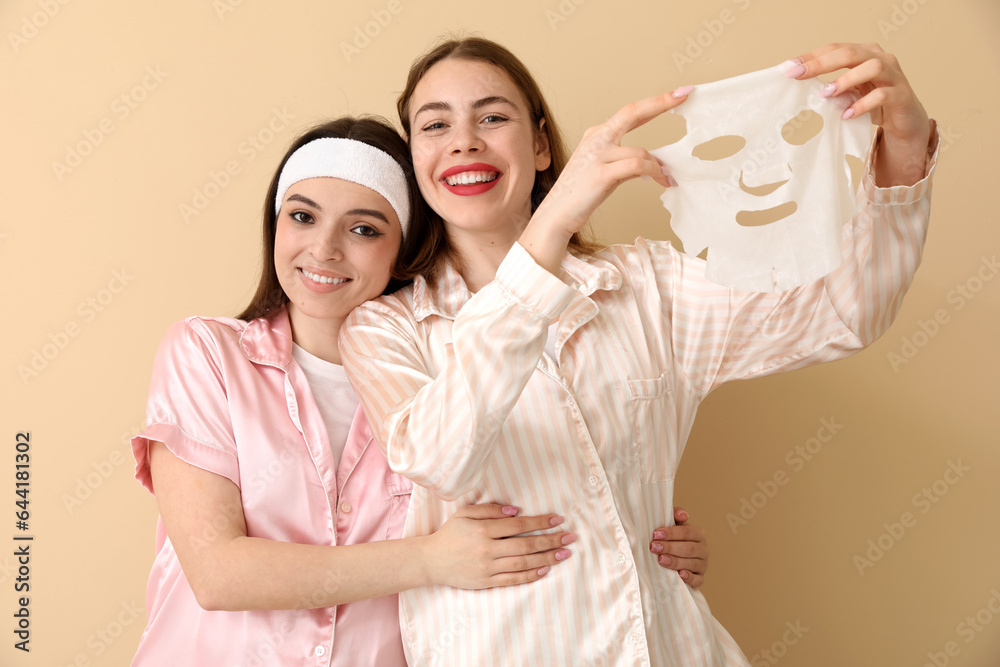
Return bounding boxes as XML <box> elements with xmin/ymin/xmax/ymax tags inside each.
<box><xmin>302</xmin><ymin>269</ymin><xmax>348</xmax><ymax>285</ymax></box>
<box><xmin>444</xmin><ymin>171</ymin><xmax>499</xmax><ymax>186</ymax></box>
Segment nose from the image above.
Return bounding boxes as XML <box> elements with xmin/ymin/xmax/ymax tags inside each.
<box><xmin>311</xmin><ymin>228</ymin><xmax>343</xmax><ymax>261</ymax></box>
<box><xmin>448</xmin><ymin>120</ymin><xmax>485</xmax><ymax>155</ymax></box>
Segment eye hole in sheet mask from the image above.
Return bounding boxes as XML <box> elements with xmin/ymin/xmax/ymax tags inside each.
<box><xmin>692</xmin><ymin>135</ymin><xmax>746</xmax><ymax>161</ymax></box>
<box><xmin>650</xmin><ymin>61</ymin><xmax>871</xmax><ymax>292</ymax></box>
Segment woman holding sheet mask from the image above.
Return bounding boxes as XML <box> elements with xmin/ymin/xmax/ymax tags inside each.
<box><xmin>340</xmin><ymin>39</ymin><xmax>938</xmax><ymax>665</ymax></box>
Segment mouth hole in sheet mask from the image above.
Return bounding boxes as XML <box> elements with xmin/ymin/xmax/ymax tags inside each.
<box><xmin>736</xmin><ymin>201</ymin><xmax>798</xmax><ymax>226</ymax></box>
<box><xmin>691</xmin><ymin>135</ymin><xmax>746</xmax><ymax>160</ymax></box>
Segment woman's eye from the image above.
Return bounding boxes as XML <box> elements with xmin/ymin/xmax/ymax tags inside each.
<box><xmin>290</xmin><ymin>211</ymin><xmax>313</xmax><ymax>224</ymax></box>
<box><xmin>483</xmin><ymin>114</ymin><xmax>508</xmax><ymax>125</ymax></box>
<box><xmin>350</xmin><ymin>224</ymin><xmax>382</xmax><ymax>238</ymax></box>
<box><xmin>421</xmin><ymin>121</ymin><xmax>446</xmax><ymax>132</ymax></box>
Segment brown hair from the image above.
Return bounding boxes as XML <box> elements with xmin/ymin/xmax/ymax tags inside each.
<box><xmin>237</xmin><ymin>116</ymin><xmax>428</xmax><ymax>322</ymax></box>
<box><xmin>396</xmin><ymin>36</ymin><xmax>601</xmax><ymax>280</ymax></box>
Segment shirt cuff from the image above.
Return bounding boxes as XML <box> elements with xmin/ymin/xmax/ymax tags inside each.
<box><xmin>495</xmin><ymin>242</ymin><xmax>577</xmax><ymax>322</ymax></box>
<box><xmin>863</xmin><ymin>119</ymin><xmax>940</xmax><ymax>206</ymax></box>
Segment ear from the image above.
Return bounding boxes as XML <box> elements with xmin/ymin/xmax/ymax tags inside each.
<box><xmin>534</xmin><ymin>118</ymin><xmax>551</xmax><ymax>171</ymax></box>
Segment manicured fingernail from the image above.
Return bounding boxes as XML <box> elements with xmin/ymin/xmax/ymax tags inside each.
<box><xmin>792</xmin><ymin>57</ymin><xmax>804</xmax><ymax>64</ymax></box>
<box><xmin>680</xmin><ymin>570</ymin><xmax>689</xmax><ymax>580</ymax></box>
<box><xmin>820</xmin><ymin>82</ymin><xmax>837</xmax><ymax>98</ymax></box>
<box><xmin>841</xmin><ymin>107</ymin><xmax>855</xmax><ymax>120</ymax></box>
<box><xmin>549</xmin><ymin>515</ymin><xmax>564</xmax><ymax>526</ymax></box>
<box><xmin>676</xmin><ymin>510</ymin><xmax>688</xmax><ymax>521</ymax></box>
<box><xmin>650</xmin><ymin>542</ymin><xmax>663</xmax><ymax>554</ymax></box>
<box><xmin>785</xmin><ymin>64</ymin><xmax>806</xmax><ymax>78</ymax></box>
<box><xmin>502</xmin><ymin>505</ymin><xmax>519</xmax><ymax>516</ymax></box>
<box><xmin>555</xmin><ymin>549</ymin><xmax>572</xmax><ymax>561</ymax></box>
<box><xmin>537</xmin><ymin>565</ymin><xmax>551</xmax><ymax>575</ymax></box>
<box><xmin>652</xmin><ymin>530</ymin><xmax>666</xmax><ymax>540</ymax></box>
<box><xmin>667</xmin><ymin>175</ymin><xmax>678</xmax><ymax>188</ymax></box>
<box><xmin>561</xmin><ymin>533</ymin><xmax>578</xmax><ymax>545</ymax></box>
<box><xmin>659</xmin><ymin>555</ymin><xmax>671</xmax><ymax>566</ymax></box>
<box><xmin>672</xmin><ymin>85</ymin><xmax>694</xmax><ymax>99</ymax></box>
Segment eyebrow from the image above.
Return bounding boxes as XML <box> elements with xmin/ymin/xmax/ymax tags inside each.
<box><xmin>345</xmin><ymin>208</ymin><xmax>390</xmax><ymax>225</ymax></box>
<box><xmin>286</xmin><ymin>193</ymin><xmax>321</xmax><ymax>210</ymax></box>
<box><xmin>285</xmin><ymin>194</ymin><xmax>390</xmax><ymax>224</ymax></box>
<box><xmin>413</xmin><ymin>95</ymin><xmax>519</xmax><ymax>121</ymax></box>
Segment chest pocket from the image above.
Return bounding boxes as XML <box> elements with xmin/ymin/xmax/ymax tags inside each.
<box><xmin>384</xmin><ymin>472</ymin><xmax>413</xmax><ymax>541</ymax></box>
<box><xmin>627</xmin><ymin>370</ymin><xmax>676</xmax><ymax>484</ymax></box>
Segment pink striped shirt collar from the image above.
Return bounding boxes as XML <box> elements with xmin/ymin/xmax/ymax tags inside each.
<box><xmin>411</xmin><ymin>250</ymin><xmax>624</xmax><ymax>321</ymax></box>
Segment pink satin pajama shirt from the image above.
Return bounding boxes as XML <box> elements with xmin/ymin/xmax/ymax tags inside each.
<box><xmin>130</xmin><ymin>307</ymin><xmax>411</xmax><ymax>667</ymax></box>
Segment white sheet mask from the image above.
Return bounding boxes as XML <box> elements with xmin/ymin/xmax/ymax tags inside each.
<box><xmin>650</xmin><ymin>61</ymin><xmax>871</xmax><ymax>291</ymax></box>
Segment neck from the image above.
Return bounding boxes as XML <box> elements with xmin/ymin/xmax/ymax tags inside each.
<box><xmin>286</xmin><ymin>305</ymin><xmax>344</xmax><ymax>365</ymax></box>
<box><xmin>447</xmin><ymin>216</ymin><xmax>529</xmax><ymax>293</ymax></box>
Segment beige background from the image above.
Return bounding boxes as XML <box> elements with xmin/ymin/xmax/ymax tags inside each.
<box><xmin>1</xmin><ymin>0</ymin><xmax>997</xmax><ymax>665</ymax></box>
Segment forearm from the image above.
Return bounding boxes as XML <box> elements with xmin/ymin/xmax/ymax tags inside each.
<box><xmin>342</xmin><ymin>248</ymin><xmax>575</xmax><ymax>498</ymax></box>
<box><xmin>824</xmin><ymin>121</ymin><xmax>939</xmax><ymax>344</ymax></box>
<box><xmin>189</xmin><ymin>534</ymin><xmax>434</xmax><ymax>611</ymax></box>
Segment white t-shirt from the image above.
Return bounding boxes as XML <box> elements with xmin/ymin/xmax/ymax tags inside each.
<box><xmin>292</xmin><ymin>343</ymin><xmax>360</xmax><ymax>469</ymax></box>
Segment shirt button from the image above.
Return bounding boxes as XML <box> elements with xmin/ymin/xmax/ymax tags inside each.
<box><xmin>588</xmin><ymin>475</ymin><xmax>599</xmax><ymax>486</ymax></box>
<box><xmin>629</xmin><ymin>632</ymin><xmax>640</xmax><ymax>645</ymax></box>
<box><xmin>315</xmin><ymin>645</ymin><xmax>326</xmax><ymax>657</ymax></box>
<box><xmin>616</xmin><ymin>552</ymin><xmax>627</xmax><ymax>565</ymax></box>
<box><xmin>340</xmin><ymin>502</ymin><xmax>351</xmax><ymax>513</ymax></box>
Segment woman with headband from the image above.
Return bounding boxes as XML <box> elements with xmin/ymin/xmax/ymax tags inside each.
<box><xmin>340</xmin><ymin>38</ymin><xmax>939</xmax><ymax>665</ymax></box>
<box><xmin>130</xmin><ymin>116</ymin><xmax>710</xmax><ymax>665</ymax></box>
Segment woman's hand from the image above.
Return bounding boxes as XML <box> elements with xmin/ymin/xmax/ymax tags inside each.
<box><xmin>520</xmin><ymin>88</ymin><xmax>690</xmax><ymax>274</ymax></box>
<box><xmin>787</xmin><ymin>42</ymin><xmax>934</xmax><ymax>186</ymax></box>
<box><xmin>421</xmin><ymin>504</ymin><xmax>577</xmax><ymax>589</ymax></box>
<box><xmin>649</xmin><ymin>507</ymin><xmax>710</xmax><ymax>588</ymax></box>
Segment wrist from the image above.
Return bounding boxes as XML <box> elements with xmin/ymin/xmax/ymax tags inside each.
<box><xmin>875</xmin><ymin>121</ymin><xmax>935</xmax><ymax>188</ymax></box>
<box><xmin>410</xmin><ymin>534</ymin><xmax>439</xmax><ymax>588</ymax></box>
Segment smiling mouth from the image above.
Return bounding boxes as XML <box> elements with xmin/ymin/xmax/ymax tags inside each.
<box><xmin>301</xmin><ymin>269</ymin><xmax>349</xmax><ymax>285</ymax></box>
<box><xmin>443</xmin><ymin>170</ymin><xmax>500</xmax><ymax>186</ymax></box>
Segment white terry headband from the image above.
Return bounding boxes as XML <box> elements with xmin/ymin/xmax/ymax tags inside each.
<box><xmin>274</xmin><ymin>137</ymin><xmax>411</xmax><ymax>237</ymax></box>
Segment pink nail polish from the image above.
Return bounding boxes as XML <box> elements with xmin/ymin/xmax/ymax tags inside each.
<box><xmin>785</xmin><ymin>64</ymin><xmax>807</xmax><ymax>79</ymax></box>
<box><xmin>659</xmin><ymin>555</ymin><xmax>671</xmax><ymax>565</ymax></box>
<box><xmin>820</xmin><ymin>82</ymin><xmax>837</xmax><ymax>98</ymax></box>
<box><xmin>650</xmin><ymin>542</ymin><xmax>663</xmax><ymax>554</ymax></box>
<box><xmin>671</xmin><ymin>85</ymin><xmax>694</xmax><ymax>99</ymax></box>
<box><xmin>652</xmin><ymin>530</ymin><xmax>666</xmax><ymax>540</ymax></box>
<box><xmin>549</xmin><ymin>515</ymin><xmax>564</xmax><ymax>526</ymax></box>
<box><xmin>555</xmin><ymin>549</ymin><xmax>572</xmax><ymax>561</ymax></box>
<box><xmin>561</xmin><ymin>533</ymin><xmax>578</xmax><ymax>545</ymax></box>
<box><xmin>502</xmin><ymin>505</ymin><xmax>519</xmax><ymax>516</ymax></box>
<box><xmin>792</xmin><ymin>57</ymin><xmax>804</xmax><ymax>64</ymax></box>
<box><xmin>841</xmin><ymin>108</ymin><xmax>855</xmax><ymax>120</ymax></box>
<box><xmin>537</xmin><ymin>565</ymin><xmax>551</xmax><ymax>576</ymax></box>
